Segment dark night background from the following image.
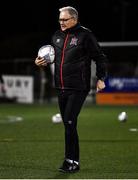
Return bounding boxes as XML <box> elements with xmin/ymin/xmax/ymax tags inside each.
<box><xmin>0</xmin><ymin>0</ymin><xmax>138</xmax><ymax>59</ymax></box>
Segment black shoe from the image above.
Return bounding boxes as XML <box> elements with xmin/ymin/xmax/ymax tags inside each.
<box><xmin>59</xmin><ymin>160</ymin><xmax>80</xmax><ymax>173</ymax></box>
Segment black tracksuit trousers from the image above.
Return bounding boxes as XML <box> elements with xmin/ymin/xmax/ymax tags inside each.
<box><xmin>57</xmin><ymin>90</ymin><xmax>88</xmax><ymax>162</ymax></box>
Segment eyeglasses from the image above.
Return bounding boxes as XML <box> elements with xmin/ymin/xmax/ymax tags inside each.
<box><xmin>58</xmin><ymin>17</ymin><xmax>74</xmax><ymax>23</ymax></box>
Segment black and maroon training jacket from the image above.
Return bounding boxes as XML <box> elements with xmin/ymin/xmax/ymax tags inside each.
<box><xmin>52</xmin><ymin>23</ymin><xmax>108</xmax><ymax>91</ymax></box>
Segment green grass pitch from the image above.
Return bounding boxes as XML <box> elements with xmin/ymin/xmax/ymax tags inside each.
<box><xmin>0</xmin><ymin>103</ymin><xmax>138</xmax><ymax>179</ymax></box>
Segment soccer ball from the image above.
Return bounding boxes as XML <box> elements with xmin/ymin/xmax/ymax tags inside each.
<box><xmin>52</xmin><ymin>113</ymin><xmax>62</xmax><ymax>123</ymax></box>
<box><xmin>118</xmin><ymin>111</ymin><xmax>127</xmax><ymax>122</ymax></box>
<box><xmin>38</xmin><ymin>45</ymin><xmax>55</xmax><ymax>63</ymax></box>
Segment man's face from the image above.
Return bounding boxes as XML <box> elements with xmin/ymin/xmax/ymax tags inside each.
<box><xmin>59</xmin><ymin>11</ymin><xmax>77</xmax><ymax>31</ymax></box>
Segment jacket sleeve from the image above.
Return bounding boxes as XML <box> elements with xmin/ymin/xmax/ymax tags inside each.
<box><xmin>84</xmin><ymin>31</ymin><xmax>108</xmax><ymax>81</ymax></box>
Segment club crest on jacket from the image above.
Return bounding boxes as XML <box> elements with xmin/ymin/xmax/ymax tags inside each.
<box><xmin>70</xmin><ymin>37</ymin><xmax>78</xmax><ymax>46</ymax></box>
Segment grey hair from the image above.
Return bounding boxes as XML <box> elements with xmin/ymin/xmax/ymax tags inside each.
<box><xmin>59</xmin><ymin>6</ymin><xmax>78</xmax><ymax>20</ymax></box>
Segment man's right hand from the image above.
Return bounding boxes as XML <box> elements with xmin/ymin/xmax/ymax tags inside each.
<box><xmin>35</xmin><ymin>57</ymin><xmax>48</xmax><ymax>67</ymax></box>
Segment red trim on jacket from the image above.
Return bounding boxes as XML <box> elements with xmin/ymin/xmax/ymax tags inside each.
<box><xmin>60</xmin><ymin>33</ymin><xmax>69</xmax><ymax>89</ymax></box>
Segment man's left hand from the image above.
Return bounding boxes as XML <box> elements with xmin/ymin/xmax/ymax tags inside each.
<box><xmin>96</xmin><ymin>79</ymin><xmax>106</xmax><ymax>92</ymax></box>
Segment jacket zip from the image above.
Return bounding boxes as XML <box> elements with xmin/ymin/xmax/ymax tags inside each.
<box><xmin>60</xmin><ymin>33</ymin><xmax>69</xmax><ymax>89</ymax></box>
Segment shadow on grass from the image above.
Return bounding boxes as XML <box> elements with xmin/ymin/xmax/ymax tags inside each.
<box><xmin>0</xmin><ymin>163</ymin><xmax>71</xmax><ymax>179</ymax></box>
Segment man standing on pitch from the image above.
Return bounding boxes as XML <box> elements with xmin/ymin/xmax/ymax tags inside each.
<box><xmin>35</xmin><ymin>6</ymin><xmax>108</xmax><ymax>173</ymax></box>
